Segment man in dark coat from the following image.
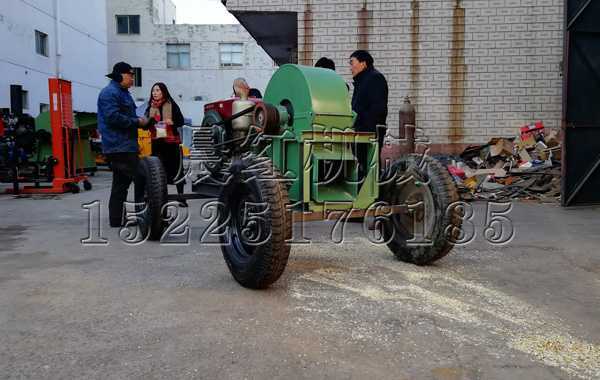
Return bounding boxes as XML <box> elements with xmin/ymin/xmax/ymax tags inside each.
<box><xmin>349</xmin><ymin>50</ymin><xmax>389</xmax><ymax>180</ymax></box>
<box><xmin>97</xmin><ymin>62</ymin><xmax>151</xmax><ymax>227</ymax></box>
<box><xmin>315</xmin><ymin>56</ymin><xmax>336</xmax><ymax>71</ymax></box>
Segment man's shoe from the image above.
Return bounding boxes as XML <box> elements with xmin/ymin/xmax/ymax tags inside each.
<box><xmin>177</xmin><ymin>198</ymin><xmax>188</xmax><ymax>208</ymax></box>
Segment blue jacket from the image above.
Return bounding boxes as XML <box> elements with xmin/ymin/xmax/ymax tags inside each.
<box><xmin>97</xmin><ymin>80</ymin><xmax>139</xmax><ymax>154</ymax></box>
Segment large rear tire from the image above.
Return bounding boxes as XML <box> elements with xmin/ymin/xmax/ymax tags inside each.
<box><xmin>198</xmin><ymin>110</ymin><xmax>226</xmax><ymax>176</ymax></box>
<box><xmin>141</xmin><ymin>156</ymin><xmax>167</xmax><ymax>241</ymax></box>
<box><xmin>380</xmin><ymin>154</ymin><xmax>461</xmax><ymax>265</ymax></box>
<box><xmin>218</xmin><ymin>158</ymin><xmax>292</xmax><ymax>289</ymax></box>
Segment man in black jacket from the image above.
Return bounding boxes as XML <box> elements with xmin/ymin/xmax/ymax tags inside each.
<box><xmin>349</xmin><ymin>50</ymin><xmax>389</xmax><ymax>181</ymax></box>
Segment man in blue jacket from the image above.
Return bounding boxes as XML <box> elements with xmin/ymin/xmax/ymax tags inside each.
<box><xmin>98</xmin><ymin>62</ymin><xmax>151</xmax><ymax>227</ymax></box>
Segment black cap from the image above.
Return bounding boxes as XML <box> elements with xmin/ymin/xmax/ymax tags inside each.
<box><xmin>106</xmin><ymin>62</ymin><xmax>134</xmax><ymax>80</ymax></box>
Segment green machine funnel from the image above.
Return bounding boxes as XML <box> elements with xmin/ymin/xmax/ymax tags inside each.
<box><xmin>254</xmin><ymin>64</ymin><xmax>379</xmax><ymax>212</ymax></box>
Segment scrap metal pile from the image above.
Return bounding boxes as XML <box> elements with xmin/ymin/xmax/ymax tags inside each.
<box><xmin>445</xmin><ymin>122</ymin><xmax>562</xmax><ymax>203</ymax></box>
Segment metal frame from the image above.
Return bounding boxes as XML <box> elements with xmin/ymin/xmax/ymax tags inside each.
<box><xmin>561</xmin><ymin>0</ymin><xmax>600</xmax><ymax>206</ymax></box>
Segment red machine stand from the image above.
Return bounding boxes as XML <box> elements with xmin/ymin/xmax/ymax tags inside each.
<box><xmin>6</xmin><ymin>78</ymin><xmax>89</xmax><ymax>194</ymax></box>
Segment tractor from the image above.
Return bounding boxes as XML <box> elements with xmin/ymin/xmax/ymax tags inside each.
<box><xmin>143</xmin><ymin>64</ymin><xmax>462</xmax><ymax>289</ymax></box>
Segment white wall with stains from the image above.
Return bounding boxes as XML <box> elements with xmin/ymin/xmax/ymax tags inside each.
<box><xmin>0</xmin><ymin>0</ymin><xmax>108</xmax><ymax>116</ymax></box>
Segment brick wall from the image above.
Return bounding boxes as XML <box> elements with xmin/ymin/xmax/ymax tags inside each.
<box><xmin>226</xmin><ymin>0</ymin><xmax>564</xmax><ymax>152</ymax></box>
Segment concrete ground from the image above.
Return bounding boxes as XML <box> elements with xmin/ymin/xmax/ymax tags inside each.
<box><xmin>0</xmin><ymin>170</ymin><xmax>599</xmax><ymax>380</ymax></box>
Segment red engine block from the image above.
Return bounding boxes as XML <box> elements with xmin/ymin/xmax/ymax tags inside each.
<box><xmin>203</xmin><ymin>97</ymin><xmax>263</xmax><ymax>121</ymax></box>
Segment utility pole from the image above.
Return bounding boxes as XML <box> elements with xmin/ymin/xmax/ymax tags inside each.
<box><xmin>53</xmin><ymin>0</ymin><xmax>62</xmax><ymax>78</ymax></box>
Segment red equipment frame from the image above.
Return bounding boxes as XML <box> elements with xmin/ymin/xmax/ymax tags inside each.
<box><xmin>8</xmin><ymin>78</ymin><xmax>88</xmax><ymax>194</ymax></box>
<box><xmin>204</xmin><ymin>96</ymin><xmax>264</xmax><ymax>121</ymax></box>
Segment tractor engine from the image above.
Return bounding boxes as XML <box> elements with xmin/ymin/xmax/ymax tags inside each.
<box><xmin>231</xmin><ymin>98</ymin><xmax>255</xmax><ymax>141</ymax></box>
<box><xmin>192</xmin><ymin>97</ymin><xmax>260</xmax><ymax>175</ymax></box>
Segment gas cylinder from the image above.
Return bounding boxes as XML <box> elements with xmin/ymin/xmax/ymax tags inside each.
<box><xmin>398</xmin><ymin>96</ymin><xmax>416</xmax><ymax>153</ymax></box>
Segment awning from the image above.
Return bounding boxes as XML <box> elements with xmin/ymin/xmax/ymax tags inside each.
<box><xmin>228</xmin><ymin>10</ymin><xmax>298</xmax><ymax>66</ymax></box>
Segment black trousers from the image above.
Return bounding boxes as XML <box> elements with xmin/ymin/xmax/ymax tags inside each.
<box><xmin>355</xmin><ymin>126</ymin><xmax>386</xmax><ymax>183</ymax></box>
<box><xmin>106</xmin><ymin>152</ymin><xmax>146</xmax><ymax>226</ymax></box>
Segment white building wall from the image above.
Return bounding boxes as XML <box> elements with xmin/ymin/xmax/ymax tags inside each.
<box><xmin>165</xmin><ymin>0</ymin><xmax>176</xmax><ymax>24</ymax></box>
<box><xmin>107</xmin><ymin>0</ymin><xmax>276</xmax><ymax>124</ymax></box>
<box><xmin>152</xmin><ymin>0</ymin><xmax>177</xmax><ymax>24</ymax></box>
<box><xmin>225</xmin><ymin>0</ymin><xmax>564</xmax><ymax>152</ymax></box>
<box><xmin>0</xmin><ymin>0</ymin><xmax>107</xmax><ymax>116</ymax></box>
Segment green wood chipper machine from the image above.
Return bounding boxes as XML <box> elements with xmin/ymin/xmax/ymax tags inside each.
<box><xmin>141</xmin><ymin>64</ymin><xmax>462</xmax><ymax>289</ymax></box>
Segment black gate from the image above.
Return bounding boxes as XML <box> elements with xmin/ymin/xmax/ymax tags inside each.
<box><xmin>562</xmin><ymin>0</ymin><xmax>600</xmax><ymax>206</ymax></box>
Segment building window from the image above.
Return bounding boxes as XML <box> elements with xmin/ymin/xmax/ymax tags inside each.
<box><xmin>220</xmin><ymin>43</ymin><xmax>243</xmax><ymax>67</ymax></box>
<box><xmin>39</xmin><ymin>103</ymin><xmax>49</xmax><ymax>113</ymax></box>
<box><xmin>35</xmin><ymin>30</ymin><xmax>48</xmax><ymax>57</ymax></box>
<box><xmin>166</xmin><ymin>43</ymin><xmax>190</xmax><ymax>69</ymax></box>
<box><xmin>133</xmin><ymin>67</ymin><xmax>142</xmax><ymax>87</ymax></box>
<box><xmin>116</xmin><ymin>15</ymin><xmax>140</xmax><ymax>35</ymax></box>
<box><xmin>22</xmin><ymin>90</ymin><xmax>29</xmax><ymax>111</ymax></box>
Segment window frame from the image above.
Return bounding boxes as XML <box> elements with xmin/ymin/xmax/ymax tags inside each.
<box><xmin>35</xmin><ymin>30</ymin><xmax>48</xmax><ymax>57</ymax></box>
<box><xmin>21</xmin><ymin>90</ymin><xmax>29</xmax><ymax>111</ymax></box>
<box><xmin>133</xmin><ymin>67</ymin><xmax>142</xmax><ymax>87</ymax></box>
<box><xmin>219</xmin><ymin>43</ymin><xmax>244</xmax><ymax>67</ymax></box>
<box><xmin>166</xmin><ymin>43</ymin><xmax>191</xmax><ymax>70</ymax></box>
<box><xmin>116</xmin><ymin>15</ymin><xmax>140</xmax><ymax>35</ymax></box>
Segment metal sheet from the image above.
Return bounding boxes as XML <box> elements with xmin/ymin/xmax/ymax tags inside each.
<box><xmin>229</xmin><ymin>11</ymin><xmax>298</xmax><ymax>65</ymax></box>
<box><xmin>561</xmin><ymin>0</ymin><xmax>600</xmax><ymax>206</ymax></box>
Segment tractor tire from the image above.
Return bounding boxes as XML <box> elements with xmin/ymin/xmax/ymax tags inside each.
<box><xmin>218</xmin><ymin>158</ymin><xmax>292</xmax><ymax>289</ymax></box>
<box><xmin>199</xmin><ymin>110</ymin><xmax>226</xmax><ymax>176</ymax></box>
<box><xmin>83</xmin><ymin>180</ymin><xmax>92</xmax><ymax>191</ymax></box>
<box><xmin>380</xmin><ymin>154</ymin><xmax>462</xmax><ymax>265</ymax></box>
<box><xmin>140</xmin><ymin>156</ymin><xmax>168</xmax><ymax>241</ymax></box>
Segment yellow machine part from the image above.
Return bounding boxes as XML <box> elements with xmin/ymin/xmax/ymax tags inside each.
<box><xmin>138</xmin><ymin>128</ymin><xmax>152</xmax><ymax>157</ymax></box>
<box><xmin>181</xmin><ymin>146</ymin><xmax>190</xmax><ymax>157</ymax></box>
<box><xmin>138</xmin><ymin>128</ymin><xmax>190</xmax><ymax>157</ymax></box>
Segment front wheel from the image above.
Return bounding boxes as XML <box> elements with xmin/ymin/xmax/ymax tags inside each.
<box><xmin>140</xmin><ymin>156</ymin><xmax>167</xmax><ymax>241</ymax></box>
<box><xmin>218</xmin><ymin>158</ymin><xmax>291</xmax><ymax>289</ymax></box>
<box><xmin>380</xmin><ymin>154</ymin><xmax>462</xmax><ymax>265</ymax></box>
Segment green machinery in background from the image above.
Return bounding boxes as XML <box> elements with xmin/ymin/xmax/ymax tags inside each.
<box><xmin>35</xmin><ymin>111</ymin><xmax>97</xmax><ymax>174</ymax></box>
<box><xmin>149</xmin><ymin>64</ymin><xmax>461</xmax><ymax>289</ymax></box>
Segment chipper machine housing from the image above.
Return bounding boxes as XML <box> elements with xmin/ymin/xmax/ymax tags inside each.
<box><xmin>256</xmin><ymin>64</ymin><xmax>380</xmax><ymax>211</ymax></box>
<box><xmin>144</xmin><ymin>64</ymin><xmax>461</xmax><ymax>289</ymax></box>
